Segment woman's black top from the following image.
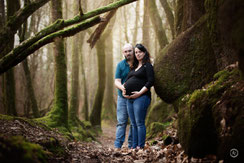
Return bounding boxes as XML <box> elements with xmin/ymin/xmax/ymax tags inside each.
<box><xmin>124</xmin><ymin>62</ymin><xmax>154</xmax><ymax>98</ymax></box>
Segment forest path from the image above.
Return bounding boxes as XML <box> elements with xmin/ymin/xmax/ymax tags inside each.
<box><xmin>97</xmin><ymin>121</ymin><xmax>130</xmax><ymax>149</ymax></box>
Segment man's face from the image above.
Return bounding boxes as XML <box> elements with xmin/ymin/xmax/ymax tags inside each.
<box><xmin>122</xmin><ymin>46</ymin><xmax>133</xmax><ymax>61</ymax></box>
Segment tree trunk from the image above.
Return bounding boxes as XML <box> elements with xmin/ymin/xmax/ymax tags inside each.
<box><xmin>2</xmin><ymin>0</ymin><xmax>20</xmax><ymax>116</ymax></box>
<box><xmin>132</xmin><ymin>1</ymin><xmax>140</xmax><ymax>44</ymax></box>
<box><xmin>69</xmin><ymin>1</ymin><xmax>81</xmax><ymax>125</ymax></box>
<box><xmin>0</xmin><ymin>0</ymin><xmax>5</xmax><ymax>113</ymax></box>
<box><xmin>47</xmin><ymin>0</ymin><xmax>68</xmax><ymax>128</ymax></box>
<box><xmin>22</xmin><ymin>59</ymin><xmax>40</xmax><ymax>117</ymax></box>
<box><xmin>0</xmin><ymin>0</ymin><xmax>5</xmax><ymax>27</ymax></box>
<box><xmin>123</xmin><ymin>6</ymin><xmax>129</xmax><ymax>43</ymax></box>
<box><xmin>80</xmin><ymin>37</ymin><xmax>89</xmax><ymax>121</ymax></box>
<box><xmin>159</xmin><ymin>0</ymin><xmax>175</xmax><ymax>39</ymax></box>
<box><xmin>102</xmin><ymin>17</ymin><xmax>116</xmax><ymax>121</ymax></box>
<box><xmin>89</xmin><ymin>8</ymin><xmax>117</xmax><ymax>128</ymax></box>
<box><xmin>19</xmin><ymin>0</ymin><xmax>40</xmax><ymax>118</ymax></box>
<box><xmin>142</xmin><ymin>0</ymin><xmax>150</xmax><ymax>46</ymax></box>
<box><xmin>148</xmin><ymin>0</ymin><xmax>168</xmax><ymax>49</ymax></box>
<box><xmin>89</xmin><ymin>39</ymin><xmax>106</xmax><ymax>128</ymax></box>
<box><xmin>174</xmin><ymin>0</ymin><xmax>183</xmax><ymax>36</ymax></box>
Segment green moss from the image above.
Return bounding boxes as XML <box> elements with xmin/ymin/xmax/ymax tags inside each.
<box><xmin>0</xmin><ymin>135</ymin><xmax>47</xmax><ymax>162</ymax></box>
<box><xmin>154</xmin><ymin>14</ymin><xmax>217</xmax><ymax>103</ymax></box>
<box><xmin>146</xmin><ymin>99</ymin><xmax>174</xmax><ymax>127</ymax></box>
<box><xmin>178</xmin><ymin>68</ymin><xmax>242</xmax><ymax>157</ymax></box>
<box><xmin>146</xmin><ymin>122</ymin><xmax>171</xmax><ymax>139</ymax></box>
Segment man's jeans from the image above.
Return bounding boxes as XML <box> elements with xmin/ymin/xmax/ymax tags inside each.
<box><xmin>127</xmin><ymin>95</ymin><xmax>151</xmax><ymax>148</ymax></box>
<box><xmin>114</xmin><ymin>96</ymin><xmax>132</xmax><ymax>148</ymax></box>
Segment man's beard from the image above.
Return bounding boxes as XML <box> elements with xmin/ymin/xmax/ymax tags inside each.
<box><xmin>125</xmin><ymin>55</ymin><xmax>132</xmax><ymax>61</ymax></box>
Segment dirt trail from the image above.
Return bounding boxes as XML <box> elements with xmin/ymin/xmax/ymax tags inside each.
<box><xmin>97</xmin><ymin>121</ymin><xmax>130</xmax><ymax>149</ymax></box>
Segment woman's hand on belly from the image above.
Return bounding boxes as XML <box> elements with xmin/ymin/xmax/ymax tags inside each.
<box><xmin>129</xmin><ymin>91</ymin><xmax>142</xmax><ymax>99</ymax></box>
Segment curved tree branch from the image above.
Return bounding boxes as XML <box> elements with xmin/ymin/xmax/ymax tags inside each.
<box><xmin>0</xmin><ymin>0</ymin><xmax>138</xmax><ymax>74</ymax></box>
<box><xmin>0</xmin><ymin>17</ymin><xmax>101</xmax><ymax>74</ymax></box>
<box><xmin>0</xmin><ymin>0</ymin><xmax>137</xmax><ymax>57</ymax></box>
<box><xmin>0</xmin><ymin>0</ymin><xmax>51</xmax><ymax>55</ymax></box>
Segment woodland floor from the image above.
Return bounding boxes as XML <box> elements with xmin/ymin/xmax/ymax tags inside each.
<box><xmin>0</xmin><ymin>118</ymin><xmax>219</xmax><ymax>163</ymax></box>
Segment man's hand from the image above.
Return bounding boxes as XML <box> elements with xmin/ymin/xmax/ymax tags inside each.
<box><xmin>122</xmin><ymin>88</ymin><xmax>130</xmax><ymax>99</ymax></box>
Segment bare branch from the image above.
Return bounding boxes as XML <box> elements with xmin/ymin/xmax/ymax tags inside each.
<box><xmin>87</xmin><ymin>9</ymin><xmax>117</xmax><ymax>48</ymax></box>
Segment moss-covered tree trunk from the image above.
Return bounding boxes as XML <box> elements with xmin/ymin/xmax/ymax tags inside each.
<box><xmin>174</xmin><ymin>0</ymin><xmax>205</xmax><ymax>36</ymax></box>
<box><xmin>79</xmin><ymin>0</ymin><xmax>89</xmax><ymax>121</ymax></box>
<box><xmin>174</xmin><ymin>0</ymin><xmax>183</xmax><ymax>36</ymax></box>
<box><xmin>148</xmin><ymin>0</ymin><xmax>168</xmax><ymax>49</ymax></box>
<box><xmin>89</xmin><ymin>39</ymin><xmax>106</xmax><ymax>128</ymax></box>
<box><xmin>48</xmin><ymin>0</ymin><xmax>68</xmax><ymax>129</ymax></box>
<box><xmin>2</xmin><ymin>0</ymin><xmax>20</xmax><ymax>116</ymax></box>
<box><xmin>69</xmin><ymin>1</ymin><xmax>82</xmax><ymax>125</ymax></box>
<box><xmin>159</xmin><ymin>0</ymin><xmax>175</xmax><ymax>39</ymax></box>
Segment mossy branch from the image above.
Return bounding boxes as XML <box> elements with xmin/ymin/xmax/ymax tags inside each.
<box><xmin>0</xmin><ymin>0</ymin><xmax>51</xmax><ymax>54</ymax></box>
<box><xmin>0</xmin><ymin>16</ymin><xmax>101</xmax><ymax>74</ymax></box>
<box><xmin>0</xmin><ymin>0</ymin><xmax>138</xmax><ymax>74</ymax></box>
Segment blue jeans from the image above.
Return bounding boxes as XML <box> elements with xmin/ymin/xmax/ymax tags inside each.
<box><xmin>114</xmin><ymin>96</ymin><xmax>132</xmax><ymax>148</ymax></box>
<box><xmin>127</xmin><ymin>95</ymin><xmax>151</xmax><ymax>148</ymax></box>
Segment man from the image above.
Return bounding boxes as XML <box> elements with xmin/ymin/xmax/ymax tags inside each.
<box><xmin>114</xmin><ymin>43</ymin><xmax>134</xmax><ymax>150</ymax></box>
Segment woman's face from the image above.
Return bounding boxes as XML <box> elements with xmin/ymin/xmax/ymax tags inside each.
<box><xmin>135</xmin><ymin>47</ymin><xmax>145</xmax><ymax>62</ymax></box>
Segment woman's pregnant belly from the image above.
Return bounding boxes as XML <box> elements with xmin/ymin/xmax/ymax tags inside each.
<box><xmin>124</xmin><ymin>77</ymin><xmax>145</xmax><ymax>95</ymax></box>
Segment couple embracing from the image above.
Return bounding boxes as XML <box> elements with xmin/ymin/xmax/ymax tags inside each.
<box><xmin>114</xmin><ymin>43</ymin><xmax>154</xmax><ymax>150</ymax></box>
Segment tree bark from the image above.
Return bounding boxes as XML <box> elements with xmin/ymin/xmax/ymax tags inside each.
<box><xmin>80</xmin><ymin>33</ymin><xmax>89</xmax><ymax>121</ymax></box>
<box><xmin>19</xmin><ymin>0</ymin><xmax>40</xmax><ymax>118</ymax></box>
<box><xmin>3</xmin><ymin>0</ymin><xmax>20</xmax><ymax>116</ymax></box>
<box><xmin>0</xmin><ymin>0</ymin><xmax>5</xmax><ymax>27</ymax></box>
<box><xmin>0</xmin><ymin>0</ymin><xmax>5</xmax><ymax>112</ymax></box>
<box><xmin>132</xmin><ymin>1</ymin><xmax>140</xmax><ymax>44</ymax></box>
<box><xmin>22</xmin><ymin>59</ymin><xmax>40</xmax><ymax>117</ymax></box>
<box><xmin>47</xmin><ymin>0</ymin><xmax>68</xmax><ymax>128</ymax></box>
<box><xmin>159</xmin><ymin>0</ymin><xmax>175</xmax><ymax>39</ymax></box>
<box><xmin>69</xmin><ymin>1</ymin><xmax>81</xmax><ymax>125</ymax></box>
<box><xmin>123</xmin><ymin>6</ymin><xmax>129</xmax><ymax>43</ymax></box>
<box><xmin>142</xmin><ymin>0</ymin><xmax>150</xmax><ymax>46</ymax></box>
<box><xmin>148</xmin><ymin>0</ymin><xmax>168</xmax><ymax>49</ymax></box>
<box><xmin>89</xmin><ymin>9</ymin><xmax>117</xmax><ymax>128</ymax></box>
<box><xmin>89</xmin><ymin>39</ymin><xmax>106</xmax><ymax>128</ymax></box>
<box><xmin>79</xmin><ymin>0</ymin><xmax>89</xmax><ymax>121</ymax></box>
<box><xmin>102</xmin><ymin>16</ymin><xmax>116</xmax><ymax>121</ymax></box>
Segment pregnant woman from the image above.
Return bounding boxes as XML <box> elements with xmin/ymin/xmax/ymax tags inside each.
<box><xmin>123</xmin><ymin>44</ymin><xmax>154</xmax><ymax>149</ymax></box>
